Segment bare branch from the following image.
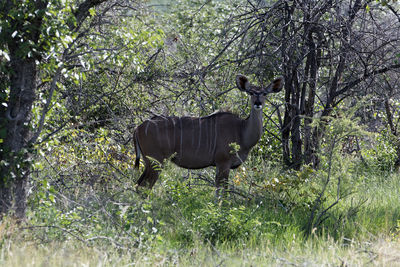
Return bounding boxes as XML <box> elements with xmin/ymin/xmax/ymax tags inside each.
<box><xmin>28</xmin><ymin>68</ymin><xmax>61</xmax><ymax>145</ymax></box>
<box><xmin>70</xmin><ymin>0</ymin><xmax>110</xmax><ymax>31</ymax></box>
<box><xmin>335</xmin><ymin>63</ymin><xmax>400</xmax><ymax>98</ymax></box>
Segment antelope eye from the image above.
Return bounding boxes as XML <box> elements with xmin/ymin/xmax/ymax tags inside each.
<box><xmin>248</xmin><ymin>92</ymin><xmax>254</xmax><ymax>96</ymax></box>
<box><xmin>262</xmin><ymin>92</ymin><xmax>268</xmax><ymax>96</ymax></box>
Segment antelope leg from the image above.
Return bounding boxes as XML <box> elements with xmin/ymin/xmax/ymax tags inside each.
<box><xmin>215</xmin><ymin>162</ymin><xmax>231</xmax><ymax>199</ymax></box>
<box><xmin>137</xmin><ymin>158</ymin><xmax>160</xmax><ymax>189</ymax></box>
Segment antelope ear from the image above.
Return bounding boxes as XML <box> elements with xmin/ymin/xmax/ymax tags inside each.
<box><xmin>236</xmin><ymin>74</ymin><xmax>250</xmax><ymax>91</ymax></box>
<box><xmin>267</xmin><ymin>77</ymin><xmax>284</xmax><ymax>93</ymax></box>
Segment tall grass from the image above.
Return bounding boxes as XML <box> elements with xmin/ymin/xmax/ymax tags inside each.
<box><xmin>2</xmin><ymin>133</ymin><xmax>400</xmax><ymax>266</ymax></box>
<box><xmin>0</xmin><ymin>234</ymin><xmax>399</xmax><ymax>266</ymax></box>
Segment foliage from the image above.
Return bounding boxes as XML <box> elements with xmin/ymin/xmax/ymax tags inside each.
<box><xmin>36</xmin><ymin>3</ymin><xmax>165</xmax><ymax>135</ymax></box>
<box><xmin>21</xmin><ymin>118</ymin><xmax>400</xmax><ymax>244</ymax></box>
<box><xmin>3</xmin><ymin>136</ymin><xmax>400</xmax><ymax>265</ymax></box>
<box><xmin>361</xmin><ymin>132</ymin><xmax>398</xmax><ymax>172</ymax></box>
<box><xmin>1</xmin><ymin>0</ymin><xmax>400</xmax><ymax>265</ymax></box>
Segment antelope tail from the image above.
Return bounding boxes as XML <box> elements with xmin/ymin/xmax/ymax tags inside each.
<box><xmin>134</xmin><ymin>129</ymin><xmax>141</xmax><ymax>169</ymax></box>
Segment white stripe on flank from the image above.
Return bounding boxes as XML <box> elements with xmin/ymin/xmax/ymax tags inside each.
<box><xmin>154</xmin><ymin>120</ymin><xmax>160</xmax><ymax>146</ymax></box>
<box><xmin>213</xmin><ymin>116</ymin><xmax>218</xmax><ymax>155</ymax></box>
<box><xmin>165</xmin><ymin>117</ymin><xmax>170</xmax><ymax>150</ymax></box>
<box><xmin>145</xmin><ymin>120</ymin><xmax>150</xmax><ymax>136</ymax></box>
<box><xmin>191</xmin><ymin>118</ymin><xmax>195</xmax><ymax>147</ymax></box>
<box><xmin>172</xmin><ymin>117</ymin><xmax>176</xmax><ymax>151</ymax></box>
<box><xmin>209</xmin><ymin>118</ymin><xmax>214</xmax><ymax>155</ymax></box>
<box><xmin>196</xmin><ymin>117</ymin><xmax>202</xmax><ymax>155</ymax></box>
<box><xmin>179</xmin><ymin>117</ymin><xmax>183</xmax><ymax>159</ymax></box>
<box><xmin>207</xmin><ymin>119</ymin><xmax>211</xmax><ymax>155</ymax></box>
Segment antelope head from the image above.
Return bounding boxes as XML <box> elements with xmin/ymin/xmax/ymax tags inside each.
<box><xmin>236</xmin><ymin>74</ymin><xmax>283</xmax><ymax>110</ymax></box>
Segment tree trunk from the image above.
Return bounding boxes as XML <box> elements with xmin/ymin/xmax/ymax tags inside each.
<box><xmin>0</xmin><ymin>57</ymin><xmax>37</xmax><ymax>219</ymax></box>
<box><xmin>282</xmin><ymin>82</ymin><xmax>292</xmax><ymax>166</ymax></box>
<box><xmin>0</xmin><ymin>0</ymin><xmax>111</xmax><ymax>219</ymax></box>
<box><xmin>395</xmin><ymin>144</ymin><xmax>400</xmax><ymax>171</ymax></box>
<box><xmin>303</xmin><ymin>28</ymin><xmax>321</xmax><ymax>166</ymax></box>
<box><xmin>290</xmin><ymin>72</ymin><xmax>302</xmax><ymax>169</ymax></box>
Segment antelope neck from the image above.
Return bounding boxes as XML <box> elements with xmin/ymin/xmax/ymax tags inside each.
<box><xmin>242</xmin><ymin>105</ymin><xmax>263</xmax><ymax>149</ymax></box>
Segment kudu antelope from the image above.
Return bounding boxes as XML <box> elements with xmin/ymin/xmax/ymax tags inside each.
<box><xmin>133</xmin><ymin>75</ymin><xmax>283</xmax><ymax>195</ymax></box>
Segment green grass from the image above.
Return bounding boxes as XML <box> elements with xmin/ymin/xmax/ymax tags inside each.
<box><xmin>2</xmin><ymin>149</ymin><xmax>400</xmax><ymax>266</ymax></box>
<box><xmin>1</xmin><ymin>235</ymin><xmax>399</xmax><ymax>266</ymax></box>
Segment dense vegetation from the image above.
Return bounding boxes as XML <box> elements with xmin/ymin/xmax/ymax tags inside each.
<box><xmin>1</xmin><ymin>0</ymin><xmax>400</xmax><ymax>265</ymax></box>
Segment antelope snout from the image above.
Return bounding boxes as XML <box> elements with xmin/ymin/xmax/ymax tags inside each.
<box><xmin>254</xmin><ymin>98</ymin><xmax>263</xmax><ymax>110</ymax></box>
<box><xmin>254</xmin><ymin>104</ymin><xmax>263</xmax><ymax>110</ymax></box>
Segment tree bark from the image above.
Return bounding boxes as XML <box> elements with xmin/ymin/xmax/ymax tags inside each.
<box><xmin>0</xmin><ymin>57</ymin><xmax>36</xmax><ymax>218</ymax></box>
<box><xmin>0</xmin><ymin>0</ymin><xmax>110</xmax><ymax>219</ymax></box>
<box><xmin>0</xmin><ymin>0</ymin><xmax>44</xmax><ymax>218</ymax></box>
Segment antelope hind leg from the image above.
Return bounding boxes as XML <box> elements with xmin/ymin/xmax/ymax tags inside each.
<box><xmin>137</xmin><ymin>158</ymin><xmax>160</xmax><ymax>189</ymax></box>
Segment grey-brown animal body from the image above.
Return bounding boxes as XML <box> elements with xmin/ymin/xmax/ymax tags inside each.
<box><xmin>134</xmin><ymin>75</ymin><xmax>283</xmax><ymax>193</ymax></box>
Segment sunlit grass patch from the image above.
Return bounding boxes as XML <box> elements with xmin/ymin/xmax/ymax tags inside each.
<box><xmin>0</xmin><ymin>235</ymin><xmax>400</xmax><ymax>266</ymax></box>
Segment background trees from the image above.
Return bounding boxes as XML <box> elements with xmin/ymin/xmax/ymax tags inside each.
<box><xmin>204</xmin><ymin>0</ymin><xmax>400</xmax><ymax>169</ymax></box>
<box><xmin>1</xmin><ymin>0</ymin><xmax>400</xmax><ymax>263</ymax></box>
<box><xmin>0</xmin><ymin>0</ymin><xmax>162</xmax><ymax>218</ymax></box>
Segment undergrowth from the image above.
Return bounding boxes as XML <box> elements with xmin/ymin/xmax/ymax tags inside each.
<box><xmin>1</xmin><ymin>127</ymin><xmax>400</xmax><ymax>265</ymax></box>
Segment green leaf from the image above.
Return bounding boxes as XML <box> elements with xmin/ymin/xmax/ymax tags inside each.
<box><xmin>89</xmin><ymin>8</ymin><xmax>96</xmax><ymax>17</ymax></box>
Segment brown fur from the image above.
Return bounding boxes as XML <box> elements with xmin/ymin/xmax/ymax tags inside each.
<box><xmin>133</xmin><ymin>75</ymin><xmax>283</xmax><ymax>196</ymax></box>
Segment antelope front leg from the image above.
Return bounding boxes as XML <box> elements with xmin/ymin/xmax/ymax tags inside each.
<box><xmin>215</xmin><ymin>162</ymin><xmax>231</xmax><ymax>200</ymax></box>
